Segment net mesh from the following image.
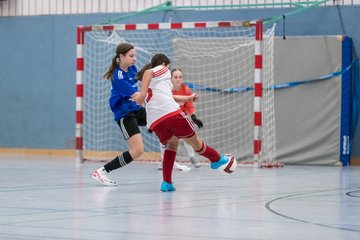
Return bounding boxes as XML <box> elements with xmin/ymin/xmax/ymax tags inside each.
<box><xmin>81</xmin><ymin>22</ymin><xmax>276</xmax><ymax>165</ymax></box>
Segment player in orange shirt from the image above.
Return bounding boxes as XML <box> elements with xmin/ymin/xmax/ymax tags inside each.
<box><xmin>158</xmin><ymin>68</ymin><xmax>203</xmax><ymax>170</ymax></box>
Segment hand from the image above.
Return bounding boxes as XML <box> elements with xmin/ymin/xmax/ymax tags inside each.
<box><xmin>189</xmin><ymin>93</ymin><xmax>198</xmax><ymax>102</ymax></box>
<box><xmin>191</xmin><ymin>114</ymin><xmax>203</xmax><ymax>129</ymax></box>
<box><xmin>130</xmin><ymin>92</ymin><xmax>145</xmax><ymax>106</ymax></box>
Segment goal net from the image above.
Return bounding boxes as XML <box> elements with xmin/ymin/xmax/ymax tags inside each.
<box><xmin>76</xmin><ymin>20</ymin><xmax>276</xmax><ymax>166</ymax></box>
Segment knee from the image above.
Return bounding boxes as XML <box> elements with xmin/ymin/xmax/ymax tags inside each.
<box><xmin>166</xmin><ymin>139</ymin><xmax>179</xmax><ymax>152</ymax></box>
<box><xmin>130</xmin><ymin>144</ymin><xmax>144</xmax><ymax>158</ymax></box>
<box><xmin>165</xmin><ymin>143</ymin><xmax>178</xmax><ymax>152</ymax></box>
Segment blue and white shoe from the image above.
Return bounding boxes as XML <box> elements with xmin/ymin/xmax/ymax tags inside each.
<box><xmin>211</xmin><ymin>155</ymin><xmax>230</xmax><ymax>169</ymax></box>
<box><xmin>160</xmin><ymin>181</ymin><xmax>176</xmax><ymax>192</ymax></box>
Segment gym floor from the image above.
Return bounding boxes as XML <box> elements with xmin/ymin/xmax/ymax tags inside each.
<box><xmin>0</xmin><ymin>155</ymin><xmax>359</xmax><ymax>240</ymax></box>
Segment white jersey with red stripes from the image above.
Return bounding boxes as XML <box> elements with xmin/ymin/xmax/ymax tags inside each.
<box><xmin>145</xmin><ymin>65</ymin><xmax>181</xmax><ymax>130</ymax></box>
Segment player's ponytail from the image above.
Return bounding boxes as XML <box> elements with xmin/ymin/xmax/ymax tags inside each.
<box><xmin>136</xmin><ymin>63</ymin><xmax>152</xmax><ymax>81</ymax></box>
<box><xmin>103</xmin><ymin>56</ymin><xmax>118</xmax><ymax>80</ymax></box>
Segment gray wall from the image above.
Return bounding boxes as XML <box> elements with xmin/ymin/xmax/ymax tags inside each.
<box><xmin>0</xmin><ymin>6</ymin><xmax>359</xmax><ymax>157</ymax></box>
<box><xmin>274</xmin><ymin>36</ymin><xmax>343</xmax><ymax>165</ymax></box>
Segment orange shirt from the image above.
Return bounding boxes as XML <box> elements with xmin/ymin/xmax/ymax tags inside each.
<box><xmin>172</xmin><ymin>83</ymin><xmax>195</xmax><ymax>115</ymax></box>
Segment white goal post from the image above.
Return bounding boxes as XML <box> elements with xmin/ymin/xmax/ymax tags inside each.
<box><xmin>75</xmin><ymin>20</ymin><xmax>277</xmax><ymax>167</ymax></box>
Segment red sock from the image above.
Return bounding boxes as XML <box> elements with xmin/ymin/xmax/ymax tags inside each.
<box><xmin>163</xmin><ymin>149</ymin><xmax>177</xmax><ymax>183</ymax></box>
<box><xmin>195</xmin><ymin>141</ymin><xmax>220</xmax><ymax>162</ymax></box>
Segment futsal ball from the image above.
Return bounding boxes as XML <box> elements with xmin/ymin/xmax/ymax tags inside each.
<box><xmin>218</xmin><ymin>155</ymin><xmax>237</xmax><ymax>174</ymax></box>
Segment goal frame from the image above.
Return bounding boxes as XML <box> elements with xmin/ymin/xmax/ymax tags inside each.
<box><xmin>75</xmin><ymin>20</ymin><xmax>266</xmax><ymax>166</ymax></box>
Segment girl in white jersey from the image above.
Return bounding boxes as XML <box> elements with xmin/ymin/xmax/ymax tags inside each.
<box><xmin>158</xmin><ymin>68</ymin><xmax>203</xmax><ymax>171</ymax></box>
<box><xmin>132</xmin><ymin>53</ymin><xmax>234</xmax><ymax>192</ymax></box>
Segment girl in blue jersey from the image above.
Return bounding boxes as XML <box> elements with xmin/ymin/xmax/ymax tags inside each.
<box><xmin>92</xmin><ymin>43</ymin><xmax>146</xmax><ymax>186</ymax></box>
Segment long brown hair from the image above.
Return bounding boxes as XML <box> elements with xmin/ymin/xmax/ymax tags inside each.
<box><xmin>103</xmin><ymin>43</ymin><xmax>134</xmax><ymax>80</ymax></box>
<box><xmin>136</xmin><ymin>53</ymin><xmax>171</xmax><ymax>81</ymax></box>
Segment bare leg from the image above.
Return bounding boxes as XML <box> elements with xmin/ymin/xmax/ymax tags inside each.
<box><xmin>127</xmin><ymin>133</ymin><xmax>144</xmax><ymax>159</ymax></box>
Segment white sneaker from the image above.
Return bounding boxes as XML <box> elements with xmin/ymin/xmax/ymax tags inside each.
<box><xmin>91</xmin><ymin>167</ymin><xmax>117</xmax><ymax>186</ymax></box>
<box><xmin>190</xmin><ymin>156</ymin><xmax>201</xmax><ymax>168</ymax></box>
<box><xmin>174</xmin><ymin>162</ymin><xmax>191</xmax><ymax>172</ymax></box>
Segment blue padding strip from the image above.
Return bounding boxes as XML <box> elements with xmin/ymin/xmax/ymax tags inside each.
<box><xmin>185</xmin><ymin>59</ymin><xmax>356</xmax><ymax>93</ymax></box>
<box><xmin>352</xmin><ymin>60</ymin><xmax>360</xmax><ymax>141</ymax></box>
<box><xmin>340</xmin><ymin>36</ymin><xmax>352</xmax><ymax>166</ymax></box>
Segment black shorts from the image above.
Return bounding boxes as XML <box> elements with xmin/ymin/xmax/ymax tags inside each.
<box><xmin>117</xmin><ymin>107</ymin><xmax>147</xmax><ymax>140</ymax></box>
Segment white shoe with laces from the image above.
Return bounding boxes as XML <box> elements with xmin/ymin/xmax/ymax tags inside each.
<box><xmin>174</xmin><ymin>162</ymin><xmax>191</xmax><ymax>172</ymax></box>
<box><xmin>91</xmin><ymin>167</ymin><xmax>117</xmax><ymax>186</ymax></box>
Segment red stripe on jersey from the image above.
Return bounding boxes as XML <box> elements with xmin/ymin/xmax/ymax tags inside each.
<box><xmin>154</xmin><ymin>67</ymin><xmax>168</xmax><ymax>77</ymax></box>
<box><xmin>180</xmin><ymin>112</ymin><xmax>196</xmax><ymax>131</ymax></box>
<box><xmin>146</xmin><ymin>88</ymin><xmax>153</xmax><ymax>103</ymax></box>
<box><xmin>149</xmin><ymin>109</ymin><xmax>182</xmax><ymax>130</ymax></box>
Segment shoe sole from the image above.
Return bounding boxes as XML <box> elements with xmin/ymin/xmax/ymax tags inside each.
<box><xmin>176</xmin><ymin>167</ymin><xmax>191</xmax><ymax>172</ymax></box>
<box><xmin>193</xmin><ymin>163</ymin><xmax>201</xmax><ymax>168</ymax></box>
<box><xmin>91</xmin><ymin>173</ymin><xmax>117</xmax><ymax>186</ymax></box>
<box><xmin>160</xmin><ymin>188</ymin><xmax>176</xmax><ymax>192</ymax></box>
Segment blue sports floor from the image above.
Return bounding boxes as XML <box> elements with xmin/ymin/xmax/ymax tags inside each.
<box><xmin>0</xmin><ymin>155</ymin><xmax>359</xmax><ymax>240</ymax></box>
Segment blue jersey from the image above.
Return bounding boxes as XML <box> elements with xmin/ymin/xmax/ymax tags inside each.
<box><xmin>109</xmin><ymin>65</ymin><xmax>141</xmax><ymax>121</ymax></box>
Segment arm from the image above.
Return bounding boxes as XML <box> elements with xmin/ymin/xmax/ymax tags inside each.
<box><xmin>173</xmin><ymin>93</ymin><xmax>198</xmax><ymax>103</ymax></box>
<box><xmin>182</xmin><ymin>86</ymin><xmax>203</xmax><ymax>128</ymax></box>
<box><xmin>130</xmin><ymin>69</ymin><xmax>153</xmax><ymax>105</ymax></box>
<box><xmin>183</xmin><ymin>85</ymin><xmax>195</xmax><ymax>115</ymax></box>
<box><xmin>191</xmin><ymin>114</ymin><xmax>203</xmax><ymax>129</ymax></box>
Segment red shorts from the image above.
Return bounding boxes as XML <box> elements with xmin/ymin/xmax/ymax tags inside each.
<box><xmin>152</xmin><ymin>112</ymin><xmax>196</xmax><ymax>145</ymax></box>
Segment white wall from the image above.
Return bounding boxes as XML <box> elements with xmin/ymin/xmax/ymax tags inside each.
<box><xmin>0</xmin><ymin>0</ymin><xmax>357</xmax><ymax>17</ymax></box>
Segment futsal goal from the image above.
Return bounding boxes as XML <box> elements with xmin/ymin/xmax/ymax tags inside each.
<box><xmin>75</xmin><ymin>20</ymin><xmax>277</xmax><ymax>167</ymax></box>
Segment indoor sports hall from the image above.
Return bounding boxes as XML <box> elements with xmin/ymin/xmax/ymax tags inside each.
<box><xmin>1</xmin><ymin>0</ymin><xmax>360</xmax><ymax>239</ymax></box>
